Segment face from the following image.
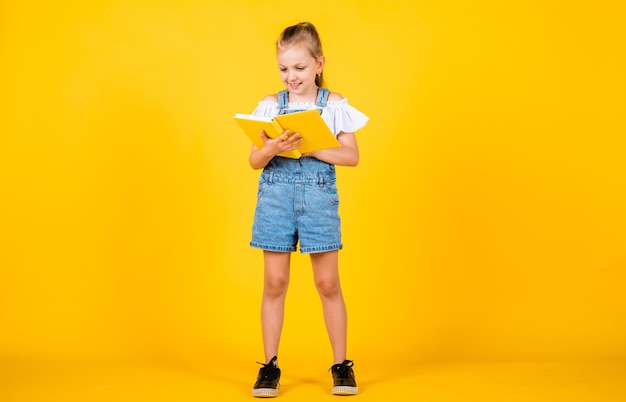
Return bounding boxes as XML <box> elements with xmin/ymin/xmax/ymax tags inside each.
<box><xmin>277</xmin><ymin>44</ymin><xmax>324</xmax><ymax>100</ymax></box>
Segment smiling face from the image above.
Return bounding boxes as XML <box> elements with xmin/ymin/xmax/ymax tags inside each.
<box><xmin>277</xmin><ymin>44</ymin><xmax>324</xmax><ymax>102</ymax></box>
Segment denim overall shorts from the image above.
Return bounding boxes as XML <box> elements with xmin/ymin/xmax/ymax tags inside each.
<box><xmin>250</xmin><ymin>88</ymin><xmax>342</xmax><ymax>254</ymax></box>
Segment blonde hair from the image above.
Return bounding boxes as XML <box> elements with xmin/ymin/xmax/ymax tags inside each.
<box><xmin>276</xmin><ymin>22</ymin><xmax>325</xmax><ymax>87</ymax></box>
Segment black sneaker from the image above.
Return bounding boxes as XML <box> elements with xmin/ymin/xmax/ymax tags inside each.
<box><xmin>252</xmin><ymin>356</ymin><xmax>281</xmax><ymax>398</ymax></box>
<box><xmin>330</xmin><ymin>360</ymin><xmax>358</xmax><ymax>395</ymax></box>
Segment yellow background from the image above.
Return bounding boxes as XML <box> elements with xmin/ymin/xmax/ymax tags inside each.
<box><xmin>1</xmin><ymin>0</ymin><xmax>625</xmax><ymax>400</ymax></box>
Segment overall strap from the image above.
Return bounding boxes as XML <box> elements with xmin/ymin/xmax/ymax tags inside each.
<box><xmin>277</xmin><ymin>89</ymin><xmax>289</xmax><ymax>114</ymax></box>
<box><xmin>316</xmin><ymin>87</ymin><xmax>329</xmax><ymax>108</ymax></box>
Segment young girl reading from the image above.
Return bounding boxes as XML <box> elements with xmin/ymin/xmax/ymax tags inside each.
<box><xmin>247</xmin><ymin>22</ymin><xmax>368</xmax><ymax>397</ymax></box>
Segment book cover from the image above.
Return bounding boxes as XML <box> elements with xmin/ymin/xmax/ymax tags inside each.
<box><xmin>234</xmin><ymin>110</ymin><xmax>340</xmax><ymax>159</ymax></box>
<box><xmin>233</xmin><ymin>113</ymin><xmax>300</xmax><ymax>158</ymax></box>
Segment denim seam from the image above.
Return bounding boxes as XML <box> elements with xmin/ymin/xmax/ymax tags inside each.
<box><xmin>300</xmin><ymin>243</ymin><xmax>343</xmax><ymax>254</ymax></box>
<box><xmin>250</xmin><ymin>241</ymin><xmax>297</xmax><ymax>252</ymax></box>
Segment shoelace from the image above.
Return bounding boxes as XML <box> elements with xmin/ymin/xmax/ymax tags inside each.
<box><xmin>330</xmin><ymin>359</ymin><xmax>354</xmax><ymax>376</ymax></box>
<box><xmin>257</xmin><ymin>357</ymin><xmax>279</xmax><ymax>381</ymax></box>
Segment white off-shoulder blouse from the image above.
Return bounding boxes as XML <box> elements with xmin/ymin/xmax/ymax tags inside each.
<box><xmin>252</xmin><ymin>99</ymin><xmax>369</xmax><ymax>137</ymax></box>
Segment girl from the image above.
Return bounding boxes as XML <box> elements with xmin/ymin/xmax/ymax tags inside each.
<box><xmin>248</xmin><ymin>22</ymin><xmax>368</xmax><ymax>398</ymax></box>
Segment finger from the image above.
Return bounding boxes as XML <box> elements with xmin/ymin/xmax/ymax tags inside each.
<box><xmin>286</xmin><ymin>132</ymin><xmax>300</xmax><ymax>143</ymax></box>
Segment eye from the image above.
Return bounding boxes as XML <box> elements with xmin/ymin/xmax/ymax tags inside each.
<box><xmin>279</xmin><ymin>67</ymin><xmax>287</xmax><ymax>72</ymax></box>
<box><xmin>296</xmin><ymin>67</ymin><xmax>305</xmax><ymax>71</ymax></box>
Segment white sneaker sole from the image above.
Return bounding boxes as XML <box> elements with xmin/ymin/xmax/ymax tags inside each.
<box><xmin>252</xmin><ymin>384</ymin><xmax>279</xmax><ymax>398</ymax></box>
<box><xmin>332</xmin><ymin>385</ymin><xmax>358</xmax><ymax>395</ymax></box>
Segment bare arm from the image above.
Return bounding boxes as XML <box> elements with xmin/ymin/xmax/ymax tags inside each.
<box><xmin>302</xmin><ymin>132</ymin><xmax>359</xmax><ymax>167</ymax></box>
<box><xmin>302</xmin><ymin>91</ymin><xmax>360</xmax><ymax>166</ymax></box>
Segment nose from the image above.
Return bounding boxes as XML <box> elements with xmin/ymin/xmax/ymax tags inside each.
<box><xmin>288</xmin><ymin>70</ymin><xmax>298</xmax><ymax>82</ymax></box>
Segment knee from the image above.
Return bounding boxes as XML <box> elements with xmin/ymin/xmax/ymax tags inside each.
<box><xmin>315</xmin><ymin>279</ymin><xmax>341</xmax><ymax>299</ymax></box>
<box><xmin>264</xmin><ymin>276</ymin><xmax>289</xmax><ymax>299</ymax></box>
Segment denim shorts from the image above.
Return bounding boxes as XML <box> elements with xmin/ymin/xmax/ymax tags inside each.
<box><xmin>250</xmin><ymin>157</ymin><xmax>342</xmax><ymax>254</ymax></box>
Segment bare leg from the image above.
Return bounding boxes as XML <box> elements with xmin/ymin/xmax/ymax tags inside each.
<box><xmin>261</xmin><ymin>251</ymin><xmax>291</xmax><ymax>364</ymax></box>
<box><xmin>310</xmin><ymin>250</ymin><xmax>347</xmax><ymax>364</ymax></box>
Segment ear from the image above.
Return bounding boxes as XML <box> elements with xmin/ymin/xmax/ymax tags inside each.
<box><xmin>317</xmin><ymin>56</ymin><xmax>326</xmax><ymax>73</ymax></box>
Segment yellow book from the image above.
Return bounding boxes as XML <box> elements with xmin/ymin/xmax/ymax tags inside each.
<box><xmin>234</xmin><ymin>110</ymin><xmax>341</xmax><ymax>159</ymax></box>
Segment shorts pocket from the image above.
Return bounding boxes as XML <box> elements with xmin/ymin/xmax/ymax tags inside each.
<box><xmin>324</xmin><ymin>184</ymin><xmax>340</xmax><ymax>205</ymax></box>
<box><xmin>257</xmin><ymin>180</ymin><xmax>269</xmax><ymax>198</ymax></box>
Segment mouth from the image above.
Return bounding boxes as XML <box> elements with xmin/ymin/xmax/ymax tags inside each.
<box><xmin>288</xmin><ymin>82</ymin><xmax>301</xmax><ymax>89</ymax></box>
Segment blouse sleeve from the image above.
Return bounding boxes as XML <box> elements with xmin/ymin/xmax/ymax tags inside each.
<box><xmin>322</xmin><ymin>99</ymin><xmax>369</xmax><ymax>136</ymax></box>
<box><xmin>251</xmin><ymin>101</ymin><xmax>279</xmax><ymax>119</ymax></box>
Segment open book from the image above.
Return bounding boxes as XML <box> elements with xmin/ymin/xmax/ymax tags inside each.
<box><xmin>234</xmin><ymin>110</ymin><xmax>341</xmax><ymax>159</ymax></box>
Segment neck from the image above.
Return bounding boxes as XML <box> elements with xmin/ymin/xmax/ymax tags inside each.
<box><xmin>288</xmin><ymin>87</ymin><xmax>319</xmax><ymax>103</ymax></box>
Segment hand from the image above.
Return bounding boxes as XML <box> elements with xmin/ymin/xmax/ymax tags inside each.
<box><xmin>260</xmin><ymin>129</ymin><xmax>302</xmax><ymax>156</ymax></box>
